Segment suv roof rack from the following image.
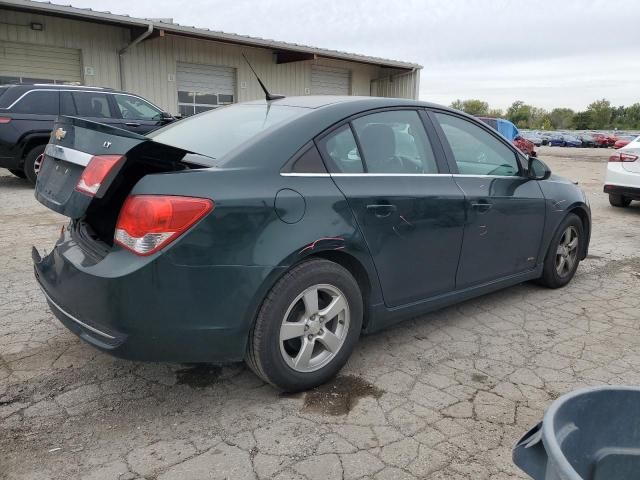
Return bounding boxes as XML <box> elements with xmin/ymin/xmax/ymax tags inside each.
<box><xmin>0</xmin><ymin>83</ymin><xmax>115</xmax><ymax>91</ymax></box>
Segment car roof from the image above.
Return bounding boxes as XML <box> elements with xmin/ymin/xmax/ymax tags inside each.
<box><xmin>242</xmin><ymin>95</ymin><xmax>443</xmax><ymax>110</ymax></box>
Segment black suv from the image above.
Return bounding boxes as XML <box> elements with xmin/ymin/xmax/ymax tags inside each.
<box><xmin>0</xmin><ymin>84</ymin><xmax>175</xmax><ymax>183</ymax></box>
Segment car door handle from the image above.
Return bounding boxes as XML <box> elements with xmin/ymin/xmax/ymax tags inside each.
<box><xmin>366</xmin><ymin>204</ymin><xmax>397</xmax><ymax>218</ymax></box>
<box><xmin>125</xmin><ymin>122</ymin><xmax>140</xmax><ymax>127</ymax></box>
<box><xmin>471</xmin><ymin>200</ymin><xmax>492</xmax><ymax>213</ymax></box>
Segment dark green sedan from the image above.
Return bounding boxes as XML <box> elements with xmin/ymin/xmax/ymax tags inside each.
<box><xmin>33</xmin><ymin>96</ymin><xmax>591</xmax><ymax>391</ymax></box>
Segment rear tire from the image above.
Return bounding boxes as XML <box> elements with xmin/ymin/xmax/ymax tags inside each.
<box><xmin>23</xmin><ymin>144</ymin><xmax>46</xmax><ymax>185</ymax></box>
<box><xmin>609</xmin><ymin>194</ymin><xmax>632</xmax><ymax>208</ymax></box>
<box><xmin>8</xmin><ymin>169</ymin><xmax>26</xmax><ymax>179</ymax></box>
<box><xmin>246</xmin><ymin>259</ymin><xmax>363</xmax><ymax>392</ymax></box>
<box><xmin>538</xmin><ymin>213</ymin><xmax>583</xmax><ymax>289</ymax></box>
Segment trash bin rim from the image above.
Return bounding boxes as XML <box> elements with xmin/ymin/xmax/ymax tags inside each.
<box><xmin>541</xmin><ymin>385</ymin><xmax>640</xmax><ymax>480</ymax></box>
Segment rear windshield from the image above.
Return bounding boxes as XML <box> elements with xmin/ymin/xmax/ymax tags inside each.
<box><xmin>148</xmin><ymin>104</ymin><xmax>306</xmax><ymax>159</ymax></box>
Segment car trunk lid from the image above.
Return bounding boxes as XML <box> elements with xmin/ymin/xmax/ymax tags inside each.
<box><xmin>35</xmin><ymin>116</ymin><xmax>215</xmax><ymax>244</ymax></box>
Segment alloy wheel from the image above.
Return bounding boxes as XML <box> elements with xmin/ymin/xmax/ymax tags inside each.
<box><xmin>279</xmin><ymin>284</ymin><xmax>350</xmax><ymax>373</ymax></box>
<box><xmin>556</xmin><ymin>226</ymin><xmax>579</xmax><ymax>277</ymax></box>
<box><xmin>33</xmin><ymin>153</ymin><xmax>45</xmax><ymax>175</ymax></box>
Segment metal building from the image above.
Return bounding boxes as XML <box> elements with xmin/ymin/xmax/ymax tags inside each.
<box><xmin>0</xmin><ymin>0</ymin><xmax>422</xmax><ymax>116</ymax></box>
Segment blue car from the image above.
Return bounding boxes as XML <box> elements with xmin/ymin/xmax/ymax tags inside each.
<box><xmin>548</xmin><ymin>135</ymin><xmax>566</xmax><ymax>147</ymax></box>
<box><xmin>563</xmin><ymin>135</ymin><xmax>582</xmax><ymax>147</ymax></box>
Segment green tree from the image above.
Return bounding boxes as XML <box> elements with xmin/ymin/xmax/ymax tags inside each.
<box><xmin>586</xmin><ymin>99</ymin><xmax>612</xmax><ymax>129</ymax></box>
<box><xmin>506</xmin><ymin>101</ymin><xmax>533</xmax><ymax>128</ymax></box>
<box><xmin>487</xmin><ymin>108</ymin><xmax>504</xmax><ymax>118</ymax></box>
<box><xmin>549</xmin><ymin>108</ymin><xmax>575</xmax><ymax>129</ymax></box>
<box><xmin>449</xmin><ymin>99</ymin><xmax>489</xmax><ymax>116</ymax></box>
<box><xmin>572</xmin><ymin>111</ymin><xmax>592</xmax><ymax>130</ymax></box>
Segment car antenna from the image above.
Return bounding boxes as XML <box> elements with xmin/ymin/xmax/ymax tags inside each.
<box><xmin>242</xmin><ymin>53</ymin><xmax>285</xmax><ymax>102</ymax></box>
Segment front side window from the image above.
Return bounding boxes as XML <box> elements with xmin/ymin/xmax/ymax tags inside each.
<box><xmin>317</xmin><ymin>125</ymin><xmax>364</xmax><ymax>173</ymax></box>
<box><xmin>12</xmin><ymin>91</ymin><xmax>58</xmax><ymax>115</ymax></box>
<box><xmin>71</xmin><ymin>92</ymin><xmax>113</xmax><ymax>118</ymax></box>
<box><xmin>434</xmin><ymin>113</ymin><xmax>520</xmax><ymax>176</ymax></box>
<box><xmin>114</xmin><ymin>94</ymin><xmax>162</xmax><ymax>120</ymax></box>
<box><xmin>352</xmin><ymin>110</ymin><xmax>438</xmax><ymax>174</ymax></box>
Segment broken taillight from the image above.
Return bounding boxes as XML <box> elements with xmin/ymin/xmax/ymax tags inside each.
<box><xmin>75</xmin><ymin>155</ymin><xmax>124</xmax><ymax>196</ymax></box>
<box><xmin>114</xmin><ymin>195</ymin><xmax>214</xmax><ymax>256</ymax></box>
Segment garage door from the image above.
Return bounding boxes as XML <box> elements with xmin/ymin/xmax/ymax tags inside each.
<box><xmin>0</xmin><ymin>41</ymin><xmax>82</xmax><ymax>84</ymax></box>
<box><xmin>176</xmin><ymin>62</ymin><xmax>236</xmax><ymax>117</ymax></box>
<box><xmin>311</xmin><ymin>65</ymin><xmax>351</xmax><ymax>95</ymax></box>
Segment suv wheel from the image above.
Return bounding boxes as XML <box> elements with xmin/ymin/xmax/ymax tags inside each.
<box><xmin>24</xmin><ymin>144</ymin><xmax>46</xmax><ymax>185</ymax></box>
<box><xmin>246</xmin><ymin>259</ymin><xmax>363</xmax><ymax>392</ymax></box>
<box><xmin>609</xmin><ymin>194</ymin><xmax>631</xmax><ymax>208</ymax></box>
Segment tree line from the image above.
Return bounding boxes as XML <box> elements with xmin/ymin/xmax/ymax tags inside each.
<box><xmin>449</xmin><ymin>99</ymin><xmax>640</xmax><ymax>131</ymax></box>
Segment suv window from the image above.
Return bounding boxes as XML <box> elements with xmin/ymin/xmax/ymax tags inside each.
<box><xmin>12</xmin><ymin>91</ymin><xmax>59</xmax><ymax>115</ymax></box>
<box><xmin>71</xmin><ymin>92</ymin><xmax>113</xmax><ymax>118</ymax></box>
<box><xmin>434</xmin><ymin>113</ymin><xmax>520</xmax><ymax>176</ymax></box>
<box><xmin>352</xmin><ymin>110</ymin><xmax>438</xmax><ymax>174</ymax></box>
<box><xmin>317</xmin><ymin>125</ymin><xmax>364</xmax><ymax>173</ymax></box>
<box><xmin>60</xmin><ymin>91</ymin><xmax>76</xmax><ymax>115</ymax></box>
<box><xmin>113</xmin><ymin>94</ymin><xmax>162</xmax><ymax>120</ymax></box>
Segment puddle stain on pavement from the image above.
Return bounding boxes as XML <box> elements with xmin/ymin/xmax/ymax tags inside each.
<box><xmin>302</xmin><ymin>375</ymin><xmax>383</xmax><ymax>416</ymax></box>
<box><xmin>176</xmin><ymin>364</ymin><xmax>222</xmax><ymax>388</ymax></box>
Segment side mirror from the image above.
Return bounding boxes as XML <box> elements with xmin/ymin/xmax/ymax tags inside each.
<box><xmin>528</xmin><ymin>156</ymin><xmax>551</xmax><ymax>180</ymax></box>
<box><xmin>160</xmin><ymin>111</ymin><xmax>174</xmax><ymax>121</ymax></box>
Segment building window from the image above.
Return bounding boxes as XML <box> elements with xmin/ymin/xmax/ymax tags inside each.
<box><xmin>177</xmin><ymin>91</ymin><xmax>234</xmax><ymax>117</ymax></box>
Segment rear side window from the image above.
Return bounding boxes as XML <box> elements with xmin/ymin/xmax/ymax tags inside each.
<box><xmin>317</xmin><ymin>125</ymin><xmax>364</xmax><ymax>173</ymax></box>
<box><xmin>352</xmin><ymin>110</ymin><xmax>438</xmax><ymax>174</ymax></box>
<box><xmin>434</xmin><ymin>113</ymin><xmax>520</xmax><ymax>177</ymax></box>
<box><xmin>12</xmin><ymin>91</ymin><xmax>59</xmax><ymax>115</ymax></box>
<box><xmin>71</xmin><ymin>92</ymin><xmax>113</xmax><ymax>118</ymax></box>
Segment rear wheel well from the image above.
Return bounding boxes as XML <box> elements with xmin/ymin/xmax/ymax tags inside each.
<box><xmin>304</xmin><ymin>251</ymin><xmax>371</xmax><ymax>330</ymax></box>
<box><xmin>21</xmin><ymin>137</ymin><xmax>49</xmax><ymax>159</ymax></box>
<box><xmin>568</xmin><ymin>207</ymin><xmax>589</xmax><ymax>259</ymax></box>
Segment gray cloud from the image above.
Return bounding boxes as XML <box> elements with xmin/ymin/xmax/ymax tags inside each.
<box><xmin>53</xmin><ymin>0</ymin><xmax>640</xmax><ymax>110</ymax></box>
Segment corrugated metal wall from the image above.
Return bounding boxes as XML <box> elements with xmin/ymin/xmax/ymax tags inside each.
<box><xmin>0</xmin><ymin>9</ymin><xmax>128</xmax><ymax>88</ymax></box>
<box><xmin>121</xmin><ymin>35</ymin><xmax>383</xmax><ymax>114</ymax></box>
<box><xmin>0</xmin><ymin>8</ymin><xmax>420</xmax><ymax>114</ymax></box>
<box><xmin>372</xmin><ymin>69</ymin><xmax>420</xmax><ymax>100</ymax></box>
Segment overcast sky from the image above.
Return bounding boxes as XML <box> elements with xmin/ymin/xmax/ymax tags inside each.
<box><xmin>54</xmin><ymin>0</ymin><xmax>640</xmax><ymax>111</ymax></box>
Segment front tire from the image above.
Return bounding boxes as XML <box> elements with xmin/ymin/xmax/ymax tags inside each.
<box><xmin>538</xmin><ymin>214</ymin><xmax>583</xmax><ymax>288</ymax></box>
<box><xmin>609</xmin><ymin>194</ymin><xmax>631</xmax><ymax>208</ymax></box>
<box><xmin>23</xmin><ymin>144</ymin><xmax>46</xmax><ymax>185</ymax></box>
<box><xmin>246</xmin><ymin>259</ymin><xmax>363</xmax><ymax>392</ymax></box>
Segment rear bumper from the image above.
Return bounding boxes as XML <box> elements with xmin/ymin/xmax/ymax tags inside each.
<box><xmin>604</xmin><ymin>184</ymin><xmax>640</xmax><ymax>200</ymax></box>
<box><xmin>33</xmin><ymin>232</ymin><xmax>283</xmax><ymax>363</ymax></box>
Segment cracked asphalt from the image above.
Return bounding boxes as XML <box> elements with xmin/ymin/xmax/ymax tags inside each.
<box><xmin>1</xmin><ymin>146</ymin><xmax>639</xmax><ymax>479</ymax></box>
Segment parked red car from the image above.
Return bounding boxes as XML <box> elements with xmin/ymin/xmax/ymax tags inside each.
<box><xmin>476</xmin><ymin>117</ymin><xmax>536</xmax><ymax>156</ymax></box>
<box><xmin>614</xmin><ymin>135</ymin><xmax>638</xmax><ymax>149</ymax></box>
<box><xmin>593</xmin><ymin>134</ymin><xmax>610</xmax><ymax>148</ymax></box>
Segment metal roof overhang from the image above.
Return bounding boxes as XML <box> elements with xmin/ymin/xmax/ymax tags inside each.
<box><xmin>0</xmin><ymin>0</ymin><xmax>422</xmax><ymax>71</ymax></box>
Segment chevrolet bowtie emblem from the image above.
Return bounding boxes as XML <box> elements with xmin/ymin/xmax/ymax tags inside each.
<box><xmin>54</xmin><ymin>127</ymin><xmax>67</xmax><ymax>141</ymax></box>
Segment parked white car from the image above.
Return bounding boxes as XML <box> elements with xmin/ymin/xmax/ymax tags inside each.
<box><xmin>604</xmin><ymin>135</ymin><xmax>640</xmax><ymax>207</ymax></box>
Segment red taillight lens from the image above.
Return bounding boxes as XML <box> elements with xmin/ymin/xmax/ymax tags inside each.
<box><xmin>114</xmin><ymin>195</ymin><xmax>214</xmax><ymax>256</ymax></box>
<box><xmin>75</xmin><ymin>155</ymin><xmax>124</xmax><ymax>196</ymax></box>
<box><xmin>0</xmin><ymin>117</ymin><xmax>11</xmax><ymax>124</ymax></box>
<box><xmin>609</xmin><ymin>153</ymin><xmax>638</xmax><ymax>162</ymax></box>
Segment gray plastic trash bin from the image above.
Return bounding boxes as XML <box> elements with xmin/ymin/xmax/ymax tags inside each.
<box><xmin>513</xmin><ymin>385</ymin><xmax>640</xmax><ymax>480</ymax></box>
